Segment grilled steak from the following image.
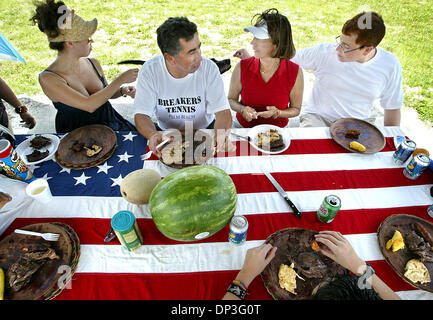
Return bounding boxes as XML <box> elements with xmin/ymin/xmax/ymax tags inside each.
<box><xmin>7</xmin><ymin>246</ymin><xmax>59</xmax><ymax>292</ymax></box>
<box><xmin>413</xmin><ymin>249</ymin><xmax>433</xmax><ymax>263</ymax></box>
<box><xmin>296</xmin><ymin>252</ymin><xmax>328</xmax><ymax>278</ymax></box>
<box><xmin>26</xmin><ymin>149</ymin><xmax>49</xmax><ymax>162</ymax></box>
<box><xmin>406</xmin><ymin>230</ymin><xmax>429</xmax><ymax>252</ymax></box>
<box><xmin>406</xmin><ymin>227</ymin><xmax>433</xmax><ymax>263</ymax></box>
<box><xmin>30</xmin><ymin>136</ymin><xmax>51</xmax><ymax>149</ymax></box>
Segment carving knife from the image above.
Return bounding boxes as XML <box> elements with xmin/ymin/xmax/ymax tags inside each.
<box><xmin>263</xmin><ymin>172</ymin><xmax>302</xmax><ymax>218</ymax></box>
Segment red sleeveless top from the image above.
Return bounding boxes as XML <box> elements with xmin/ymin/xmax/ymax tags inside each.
<box><xmin>237</xmin><ymin>57</ymin><xmax>299</xmax><ymax>128</ymax></box>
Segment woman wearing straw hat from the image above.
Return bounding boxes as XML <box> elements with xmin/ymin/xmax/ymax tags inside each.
<box><xmin>31</xmin><ymin>0</ymin><xmax>138</xmax><ymax>133</ymax></box>
<box><xmin>228</xmin><ymin>8</ymin><xmax>303</xmax><ymax>128</ymax></box>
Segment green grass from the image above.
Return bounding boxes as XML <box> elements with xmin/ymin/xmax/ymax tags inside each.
<box><xmin>0</xmin><ymin>0</ymin><xmax>432</xmax><ymax>122</ymax></box>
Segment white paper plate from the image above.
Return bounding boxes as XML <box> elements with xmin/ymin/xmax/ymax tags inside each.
<box><xmin>247</xmin><ymin>124</ymin><xmax>290</xmax><ymax>154</ymax></box>
<box><xmin>16</xmin><ymin>134</ymin><xmax>60</xmax><ymax>165</ymax></box>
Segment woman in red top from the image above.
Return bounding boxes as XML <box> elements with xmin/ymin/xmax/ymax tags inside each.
<box><xmin>228</xmin><ymin>9</ymin><xmax>303</xmax><ymax>128</ymax></box>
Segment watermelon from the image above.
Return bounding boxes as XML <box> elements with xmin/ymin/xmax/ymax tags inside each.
<box><xmin>149</xmin><ymin>165</ymin><xmax>237</xmax><ymax>241</ymax></box>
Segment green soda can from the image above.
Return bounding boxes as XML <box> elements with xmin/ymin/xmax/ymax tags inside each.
<box><xmin>317</xmin><ymin>195</ymin><xmax>341</xmax><ymax>223</ymax></box>
<box><xmin>111</xmin><ymin>210</ymin><xmax>143</xmax><ymax>251</ymax></box>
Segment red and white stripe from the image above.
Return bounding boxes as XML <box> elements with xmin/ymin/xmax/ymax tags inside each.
<box><xmin>3</xmin><ymin>127</ymin><xmax>433</xmax><ymax>300</ymax></box>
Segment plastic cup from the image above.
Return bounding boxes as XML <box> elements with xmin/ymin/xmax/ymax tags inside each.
<box><xmin>26</xmin><ymin>179</ymin><xmax>53</xmax><ymax>203</ymax></box>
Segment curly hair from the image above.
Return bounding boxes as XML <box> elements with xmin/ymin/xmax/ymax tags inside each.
<box><xmin>30</xmin><ymin>0</ymin><xmax>67</xmax><ymax>51</ymax></box>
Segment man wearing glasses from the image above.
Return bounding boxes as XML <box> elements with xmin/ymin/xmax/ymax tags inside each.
<box><xmin>292</xmin><ymin>11</ymin><xmax>403</xmax><ymax>127</ymax></box>
<box><xmin>234</xmin><ymin>11</ymin><xmax>403</xmax><ymax>127</ymax></box>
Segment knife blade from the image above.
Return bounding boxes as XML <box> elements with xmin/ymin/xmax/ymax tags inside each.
<box><xmin>230</xmin><ymin>132</ymin><xmax>251</xmax><ymax>142</ymax></box>
<box><xmin>263</xmin><ymin>172</ymin><xmax>302</xmax><ymax>218</ymax></box>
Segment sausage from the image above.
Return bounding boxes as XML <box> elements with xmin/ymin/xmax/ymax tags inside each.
<box><xmin>415</xmin><ymin>222</ymin><xmax>433</xmax><ymax>247</ymax></box>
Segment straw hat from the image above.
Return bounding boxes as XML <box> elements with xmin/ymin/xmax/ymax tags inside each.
<box><xmin>48</xmin><ymin>10</ymin><xmax>98</xmax><ymax>42</ymax></box>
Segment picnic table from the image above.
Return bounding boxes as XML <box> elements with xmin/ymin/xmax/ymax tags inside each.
<box><xmin>2</xmin><ymin>126</ymin><xmax>433</xmax><ymax>300</ymax></box>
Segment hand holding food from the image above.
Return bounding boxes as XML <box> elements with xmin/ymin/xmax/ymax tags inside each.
<box><xmin>257</xmin><ymin>106</ymin><xmax>280</xmax><ymax>119</ymax></box>
<box><xmin>19</xmin><ymin>111</ymin><xmax>36</xmax><ymax>129</ymax></box>
<box><xmin>240</xmin><ymin>106</ymin><xmax>258</xmax><ymax>122</ymax></box>
<box><xmin>314</xmin><ymin>231</ymin><xmax>366</xmax><ymax>275</ymax></box>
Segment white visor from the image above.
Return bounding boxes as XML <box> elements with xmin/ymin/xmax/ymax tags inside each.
<box><xmin>243</xmin><ymin>20</ymin><xmax>270</xmax><ymax>39</ymax></box>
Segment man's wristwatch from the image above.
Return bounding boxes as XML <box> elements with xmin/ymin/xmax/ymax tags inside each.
<box><xmin>15</xmin><ymin>105</ymin><xmax>28</xmax><ymax>114</ymax></box>
<box><xmin>358</xmin><ymin>262</ymin><xmax>375</xmax><ymax>278</ymax></box>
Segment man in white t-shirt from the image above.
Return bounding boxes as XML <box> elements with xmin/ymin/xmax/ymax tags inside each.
<box><xmin>234</xmin><ymin>12</ymin><xmax>404</xmax><ymax>127</ymax></box>
<box><xmin>134</xmin><ymin>17</ymin><xmax>232</xmax><ymax>156</ymax></box>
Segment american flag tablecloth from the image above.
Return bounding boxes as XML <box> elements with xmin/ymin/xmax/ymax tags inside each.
<box><xmin>2</xmin><ymin>127</ymin><xmax>433</xmax><ymax>300</ymax></box>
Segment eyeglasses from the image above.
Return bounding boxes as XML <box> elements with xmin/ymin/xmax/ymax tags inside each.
<box><xmin>335</xmin><ymin>36</ymin><xmax>364</xmax><ymax>53</ymax></box>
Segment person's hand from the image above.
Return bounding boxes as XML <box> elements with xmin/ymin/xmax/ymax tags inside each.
<box><xmin>236</xmin><ymin>243</ymin><xmax>277</xmax><ymax>285</ymax></box>
<box><xmin>240</xmin><ymin>106</ymin><xmax>258</xmax><ymax>122</ymax></box>
<box><xmin>257</xmin><ymin>106</ymin><xmax>281</xmax><ymax>119</ymax></box>
<box><xmin>233</xmin><ymin>49</ymin><xmax>251</xmax><ymax>60</ymax></box>
<box><xmin>121</xmin><ymin>85</ymin><xmax>136</xmax><ymax>98</ymax></box>
<box><xmin>314</xmin><ymin>231</ymin><xmax>366</xmax><ymax>275</ymax></box>
<box><xmin>0</xmin><ymin>191</ymin><xmax>12</xmax><ymax>210</ymax></box>
<box><xmin>213</xmin><ymin>129</ymin><xmax>232</xmax><ymax>153</ymax></box>
<box><xmin>148</xmin><ymin>132</ymin><xmax>164</xmax><ymax>158</ymax></box>
<box><xmin>19</xmin><ymin>111</ymin><xmax>36</xmax><ymax>129</ymax></box>
<box><xmin>117</xmin><ymin>68</ymin><xmax>139</xmax><ymax>84</ymax></box>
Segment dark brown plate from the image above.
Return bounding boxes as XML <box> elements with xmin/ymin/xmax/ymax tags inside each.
<box><xmin>330</xmin><ymin>118</ymin><xmax>386</xmax><ymax>154</ymax></box>
<box><xmin>43</xmin><ymin>223</ymin><xmax>80</xmax><ymax>300</ymax></box>
<box><xmin>160</xmin><ymin>129</ymin><xmax>214</xmax><ymax>169</ymax></box>
<box><xmin>55</xmin><ymin>144</ymin><xmax>116</xmax><ymax>170</ymax></box>
<box><xmin>261</xmin><ymin>228</ymin><xmax>348</xmax><ymax>300</ymax></box>
<box><xmin>0</xmin><ymin>223</ymin><xmax>73</xmax><ymax>300</ymax></box>
<box><xmin>55</xmin><ymin>124</ymin><xmax>117</xmax><ymax>167</ymax></box>
<box><xmin>377</xmin><ymin>214</ymin><xmax>433</xmax><ymax>292</ymax></box>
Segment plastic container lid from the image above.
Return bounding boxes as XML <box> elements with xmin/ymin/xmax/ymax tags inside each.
<box><xmin>111</xmin><ymin>210</ymin><xmax>135</xmax><ymax>232</ymax></box>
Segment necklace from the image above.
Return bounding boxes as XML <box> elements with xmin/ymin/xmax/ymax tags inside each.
<box><xmin>260</xmin><ymin>59</ymin><xmax>280</xmax><ymax>74</ymax></box>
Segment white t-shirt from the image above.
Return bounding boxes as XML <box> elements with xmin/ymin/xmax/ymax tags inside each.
<box><xmin>133</xmin><ymin>55</ymin><xmax>230</xmax><ymax>130</ymax></box>
<box><xmin>0</xmin><ymin>176</ymin><xmax>32</xmax><ymax>236</ymax></box>
<box><xmin>291</xmin><ymin>43</ymin><xmax>404</xmax><ymax>122</ymax></box>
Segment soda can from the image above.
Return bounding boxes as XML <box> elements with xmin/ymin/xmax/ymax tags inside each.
<box><xmin>393</xmin><ymin>139</ymin><xmax>416</xmax><ymax>165</ymax></box>
<box><xmin>317</xmin><ymin>195</ymin><xmax>341</xmax><ymax>223</ymax></box>
<box><xmin>111</xmin><ymin>210</ymin><xmax>143</xmax><ymax>251</ymax></box>
<box><xmin>403</xmin><ymin>153</ymin><xmax>430</xmax><ymax>180</ymax></box>
<box><xmin>393</xmin><ymin>135</ymin><xmax>406</xmax><ymax>149</ymax></box>
<box><xmin>427</xmin><ymin>204</ymin><xmax>433</xmax><ymax>219</ymax></box>
<box><xmin>228</xmin><ymin>215</ymin><xmax>248</xmax><ymax>245</ymax></box>
<box><xmin>0</xmin><ymin>139</ymin><xmax>35</xmax><ymax>183</ymax></box>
